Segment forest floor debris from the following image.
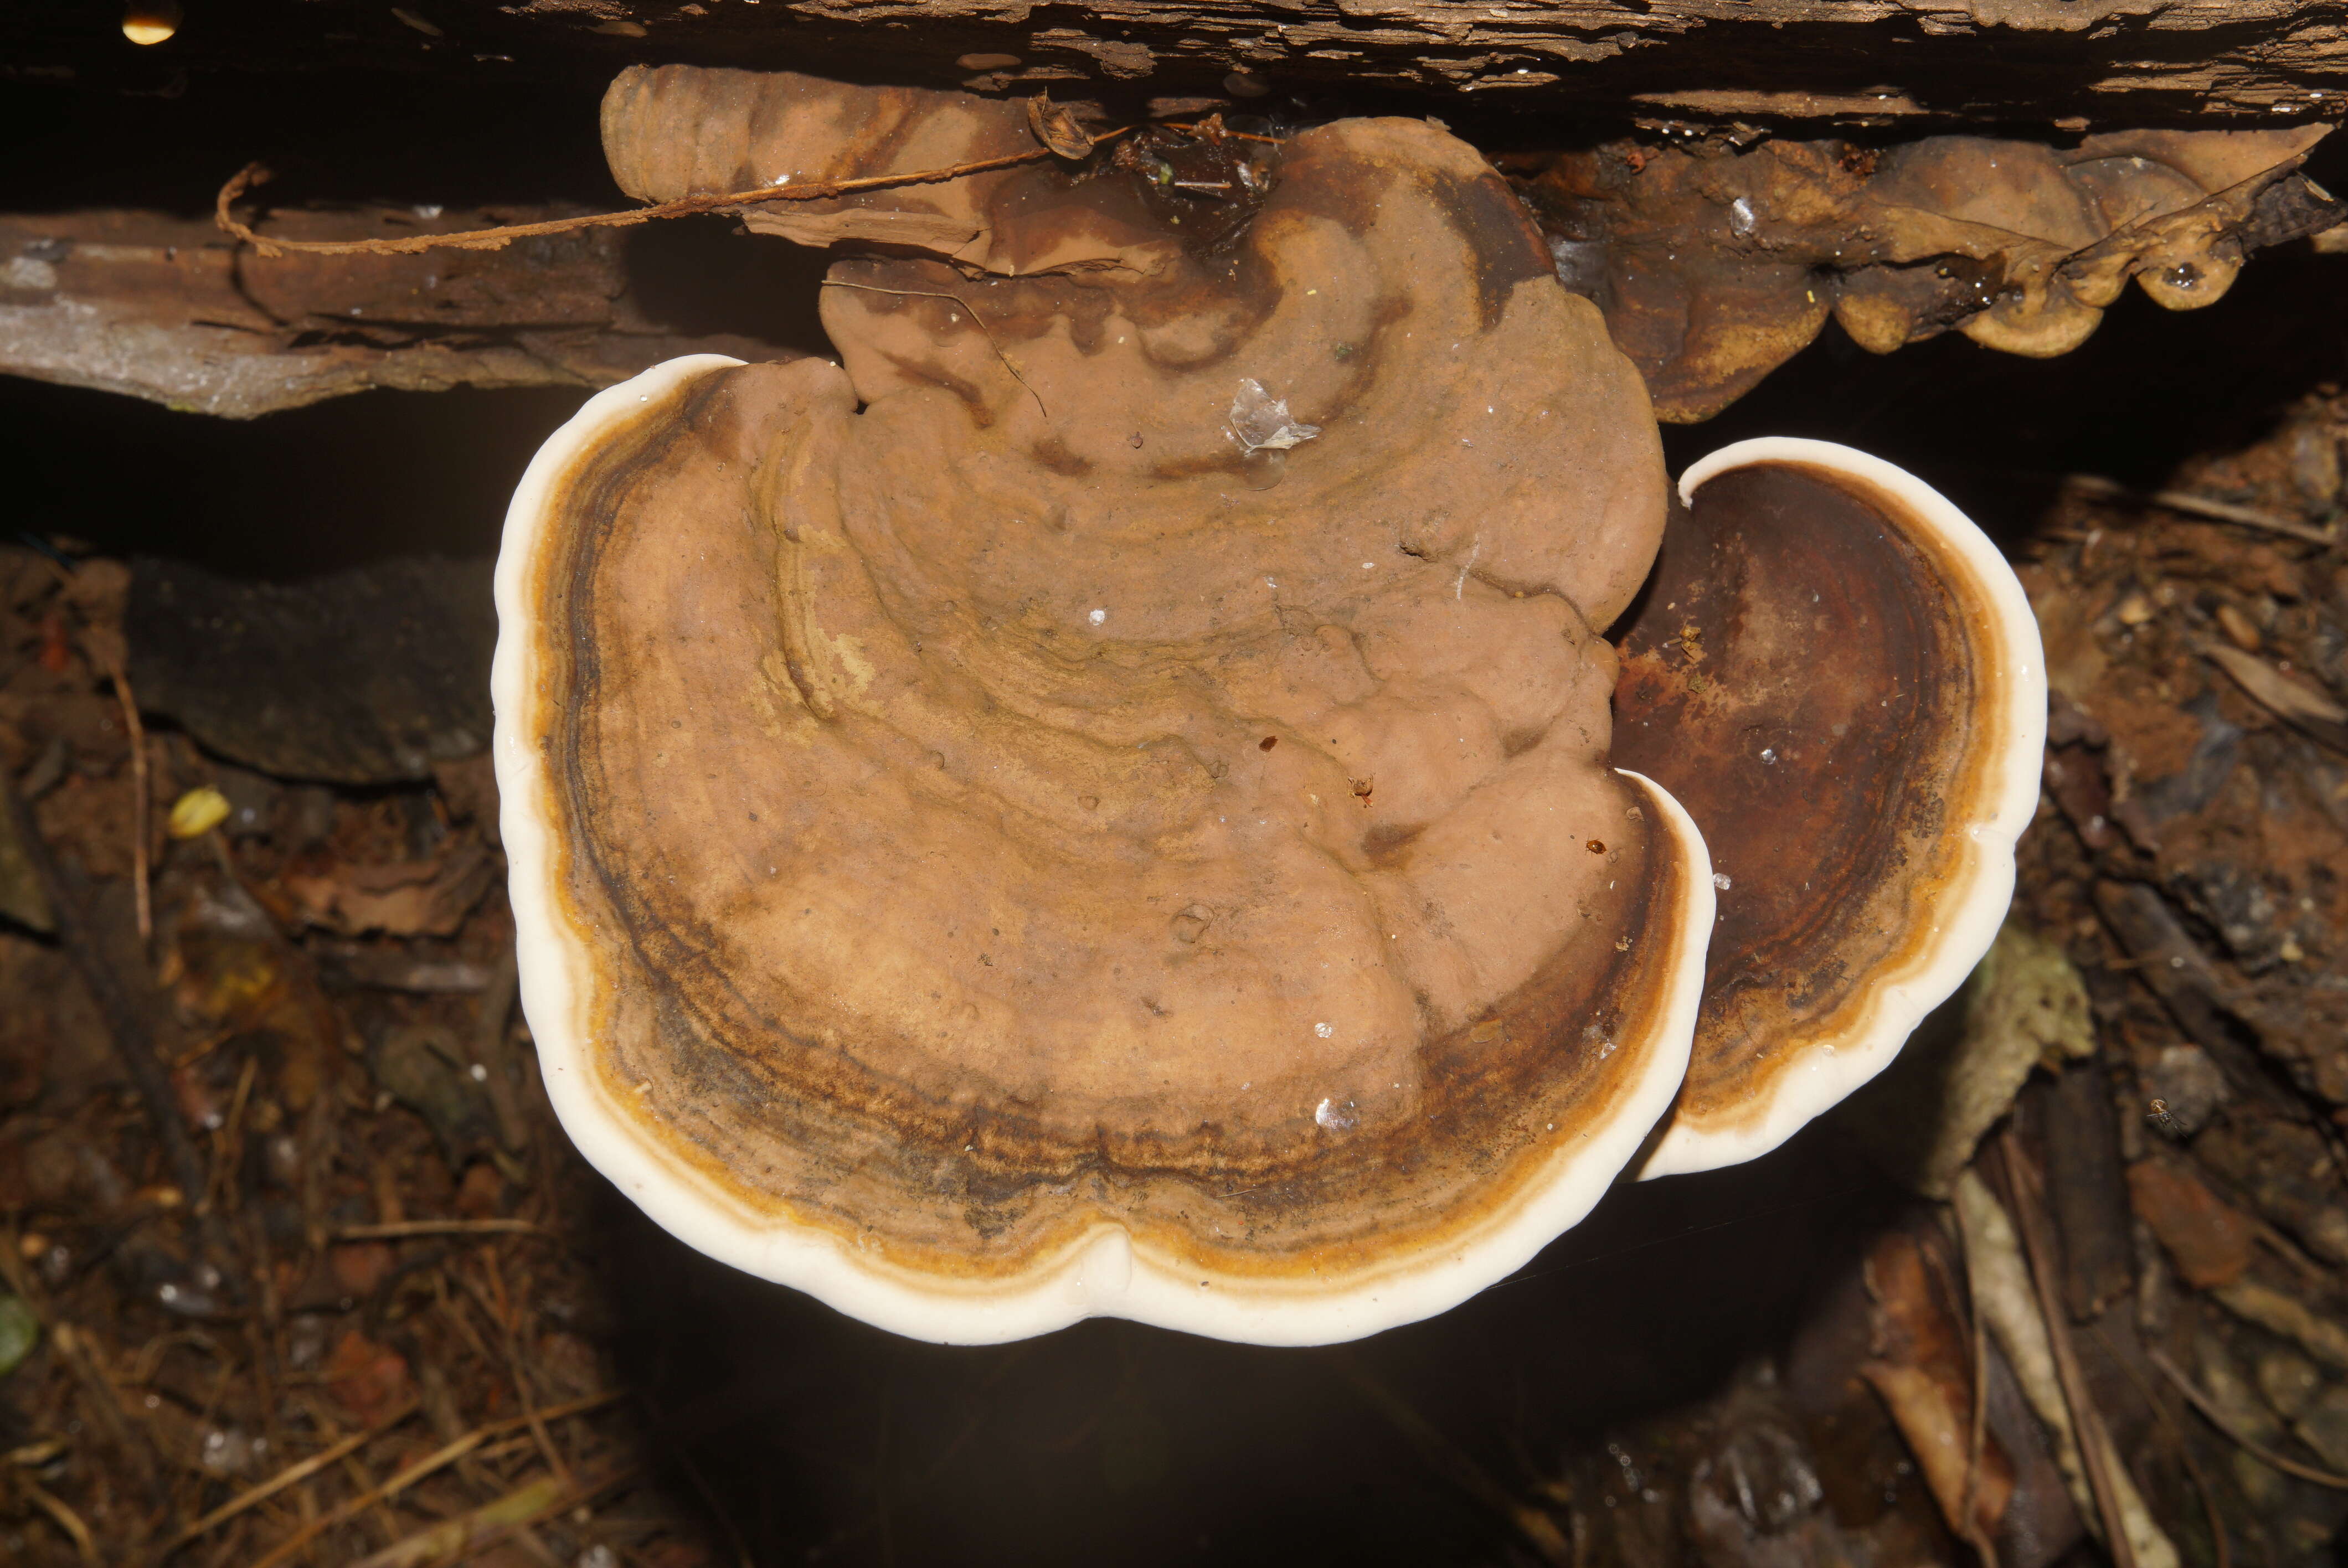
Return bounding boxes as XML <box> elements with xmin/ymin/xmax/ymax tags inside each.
<box><xmin>5</xmin><ymin>387</ymin><xmax>2348</xmax><ymax>1565</ymax></box>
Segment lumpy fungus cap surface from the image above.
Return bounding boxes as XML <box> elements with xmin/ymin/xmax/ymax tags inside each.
<box><xmin>496</xmin><ymin>94</ymin><xmax>1716</xmax><ymax>1344</ymax></box>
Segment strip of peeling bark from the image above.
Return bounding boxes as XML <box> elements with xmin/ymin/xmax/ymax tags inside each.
<box><xmin>0</xmin><ymin>208</ymin><xmax>779</xmax><ymax>419</ymax></box>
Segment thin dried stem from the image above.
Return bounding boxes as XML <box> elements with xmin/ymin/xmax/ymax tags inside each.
<box><xmin>343</xmin><ymin>1458</ymin><xmax>637</xmax><ymax>1568</ymax></box>
<box><xmin>818</xmin><ymin>280</ymin><xmax>1049</xmax><ymax>419</ymax></box>
<box><xmin>331</xmin><ymin>1218</ymin><xmax>539</xmax><ymax>1241</ymax></box>
<box><xmin>212</xmin><ymin>131</ymin><xmax>1134</xmax><ymax>259</ymax></box>
<box><xmin>243</xmin><ymin>1390</ymin><xmax>622</xmax><ymax>1568</ymax></box>
<box><xmin>1961</xmin><ymin>1283</ymin><xmax>1996</xmax><ymax>1568</ymax></box>
<box><xmin>96</xmin><ymin>654</ymin><xmax>151</xmax><ymax>942</ymax></box>
<box><xmin>22</xmin><ymin>1477</ymin><xmax>101</xmax><ymax>1566</ymax></box>
<box><xmin>476</xmin><ymin>1246</ymin><xmax>572</xmax><ymax>1488</ymax></box>
<box><xmin>159</xmin><ymin>1397</ymin><xmax>421</xmax><ymax>1556</ymax></box>
<box><xmin>2094</xmin><ymin>1328</ymin><xmax>2232</xmax><ymax>1568</ymax></box>
<box><xmin>204</xmin><ymin>1051</ymin><xmax>258</xmax><ymax>1218</ymax></box>
<box><xmin>471</xmin><ymin>949</ymin><xmax>531</xmax><ymax>1154</ymax></box>
<box><xmin>1995</xmin><ymin>1132</ymin><xmax>2143</xmax><ymax>1568</ymax></box>
<box><xmin>2147</xmin><ymin>1347</ymin><xmax>2348</xmax><ymax>1489</ymax></box>
<box><xmin>1334</xmin><ymin>1354</ymin><xmax>1571</xmax><ymax>1565</ymax></box>
<box><xmin>2064</xmin><ymin>473</ymin><xmax>2337</xmax><ymax>548</ymax></box>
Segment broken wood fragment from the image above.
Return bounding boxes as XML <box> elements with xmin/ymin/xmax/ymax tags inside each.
<box><xmin>2031</xmin><ymin>1064</ymin><xmax>2138</xmax><ymax>1323</ymax></box>
<box><xmin>0</xmin><ymin>208</ymin><xmax>775</xmax><ymax>419</ymax></box>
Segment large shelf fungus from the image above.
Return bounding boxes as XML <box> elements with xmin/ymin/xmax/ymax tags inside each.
<box><xmin>493</xmin><ymin>68</ymin><xmax>2043</xmax><ymax>1345</ymax></box>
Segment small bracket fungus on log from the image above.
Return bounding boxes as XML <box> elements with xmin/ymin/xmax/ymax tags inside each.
<box><xmin>1512</xmin><ymin>126</ymin><xmax>2339</xmax><ymax>421</ymax></box>
<box><xmin>494</xmin><ymin>67</ymin><xmax>2043</xmax><ymax>1344</ymax></box>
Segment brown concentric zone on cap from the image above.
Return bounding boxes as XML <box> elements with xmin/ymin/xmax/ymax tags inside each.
<box><xmin>512</xmin><ymin>360</ymin><xmax>1698</xmax><ymax>1297</ymax></box>
<box><xmin>1612</xmin><ymin>459</ymin><xmax>2019</xmax><ymax>1143</ymax></box>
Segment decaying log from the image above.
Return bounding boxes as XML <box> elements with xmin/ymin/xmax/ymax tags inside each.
<box><xmin>7</xmin><ymin>53</ymin><xmax>2339</xmax><ymax>425</ymax></box>
<box><xmin>12</xmin><ymin>86</ymin><xmax>2340</xmax><ymax>422</ymax></box>
<box><xmin>10</xmin><ymin>1</ymin><xmax>2348</xmax><ymax>128</ymax></box>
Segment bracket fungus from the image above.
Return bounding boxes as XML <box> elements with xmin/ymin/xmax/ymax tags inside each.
<box><xmin>1515</xmin><ymin>126</ymin><xmax>2337</xmax><ymax>421</ymax></box>
<box><xmin>1614</xmin><ymin>443</ymin><xmax>2046</xmax><ymax>1177</ymax></box>
<box><xmin>493</xmin><ymin>68</ymin><xmax>2044</xmax><ymax>1344</ymax></box>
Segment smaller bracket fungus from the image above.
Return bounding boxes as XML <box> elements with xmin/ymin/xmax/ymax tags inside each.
<box><xmin>1513</xmin><ymin>126</ymin><xmax>2336</xmax><ymax>420</ymax></box>
<box><xmin>495</xmin><ymin>67</ymin><xmax>2044</xmax><ymax>1345</ymax></box>
<box><xmin>1613</xmin><ymin>442</ymin><xmax>2046</xmax><ymax>1177</ymax></box>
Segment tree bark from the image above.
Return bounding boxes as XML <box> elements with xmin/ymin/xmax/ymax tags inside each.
<box><xmin>10</xmin><ymin>0</ymin><xmax>2347</xmax><ymax>131</ymax></box>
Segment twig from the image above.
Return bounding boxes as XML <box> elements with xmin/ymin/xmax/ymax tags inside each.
<box><xmin>244</xmin><ymin>1390</ymin><xmax>624</xmax><ymax>1568</ymax></box>
<box><xmin>2</xmin><ymin>764</ymin><xmax>241</xmax><ymax>1296</ymax></box>
<box><xmin>2244</xmin><ymin>1211</ymin><xmax>2332</xmax><ymax>1292</ymax></box>
<box><xmin>213</xmin><ymin>133</ymin><xmax>1134</xmax><ymax>258</ymax></box>
<box><xmin>1995</xmin><ymin>1131</ymin><xmax>2143</xmax><ymax>1568</ymax></box>
<box><xmin>343</xmin><ymin>1458</ymin><xmax>638</xmax><ymax>1568</ymax></box>
<box><xmin>96</xmin><ymin>654</ymin><xmax>151</xmax><ymax>942</ymax></box>
<box><xmin>636</xmin><ymin>1390</ymin><xmax>755</xmax><ymax>1568</ymax></box>
<box><xmin>478</xmin><ymin>1247</ymin><xmax>572</xmax><ymax>1489</ymax></box>
<box><xmin>44</xmin><ymin>1327</ymin><xmax>166</xmax><ymax>1548</ymax></box>
<box><xmin>1961</xmin><ymin>1275</ymin><xmax>1993</xmax><ymax>1565</ymax></box>
<box><xmin>2173</xmin><ymin>1426</ymin><xmax>2233</xmax><ymax>1568</ymax></box>
<box><xmin>2064</xmin><ymin>473</ymin><xmax>2337</xmax><ymax>547</ymax></box>
<box><xmin>170</xmin><ymin>1028</ymin><xmax>235</xmax><ymax>1071</ymax></box>
<box><xmin>471</xmin><ymin>950</ymin><xmax>530</xmax><ymax>1154</ymax></box>
<box><xmin>818</xmin><ymin>279</ymin><xmax>1049</xmax><ymax>419</ymax></box>
<box><xmin>1333</xmin><ymin>1354</ymin><xmax>1571</xmax><ymax>1564</ymax></box>
<box><xmin>331</xmin><ymin>1218</ymin><xmax>540</xmax><ymax>1241</ymax></box>
<box><xmin>2094</xmin><ymin>1328</ymin><xmax>2231</xmax><ymax>1568</ymax></box>
<box><xmin>2198</xmin><ymin>638</ymin><xmax>2348</xmax><ymax>756</ymax></box>
<box><xmin>2146</xmin><ymin>1348</ymin><xmax>2348</xmax><ymax>1489</ymax></box>
<box><xmin>157</xmin><ymin>1396</ymin><xmax>421</xmax><ymax>1556</ymax></box>
<box><xmin>203</xmin><ymin>1050</ymin><xmax>259</xmax><ymax>1219</ymax></box>
<box><xmin>336</xmin><ymin>1443</ymin><xmax>406</xmax><ymax>1551</ymax></box>
<box><xmin>20</xmin><ymin>1477</ymin><xmax>100</xmax><ymax>1566</ymax></box>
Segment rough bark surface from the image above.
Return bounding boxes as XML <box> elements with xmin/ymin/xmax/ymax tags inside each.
<box><xmin>8</xmin><ymin>0</ymin><xmax>2348</xmax><ymax>131</ymax></box>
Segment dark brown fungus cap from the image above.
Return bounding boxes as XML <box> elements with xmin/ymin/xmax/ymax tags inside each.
<box><xmin>1612</xmin><ymin>442</ymin><xmax>2046</xmax><ymax>1177</ymax></box>
<box><xmin>495</xmin><ymin>70</ymin><xmax>1713</xmax><ymax>1343</ymax></box>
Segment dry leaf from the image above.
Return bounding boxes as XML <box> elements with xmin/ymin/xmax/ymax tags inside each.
<box><xmin>2205</xmin><ymin>642</ymin><xmax>2348</xmax><ymax>756</ymax></box>
<box><xmin>1861</xmin><ymin>1228</ymin><xmax>2015</xmax><ymax>1544</ymax></box>
<box><xmin>2126</xmin><ymin>1157</ymin><xmax>2254</xmax><ymax>1288</ymax></box>
<box><xmin>279</xmin><ymin>835</ymin><xmax>493</xmax><ymax>937</ymax></box>
<box><xmin>323</xmin><ymin>1328</ymin><xmax>411</xmax><ymax>1426</ymax></box>
<box><xmin>1025</xmin><ymin>94</ymin><xmax>1094</xmax><ymax>161</ymax></box>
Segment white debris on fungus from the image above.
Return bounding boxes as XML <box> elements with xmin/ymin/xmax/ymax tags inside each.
<box><xmin>1228</xmin><ymin>378</ymin><xmax>1322</xmax><ymax>456</ymax></box>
